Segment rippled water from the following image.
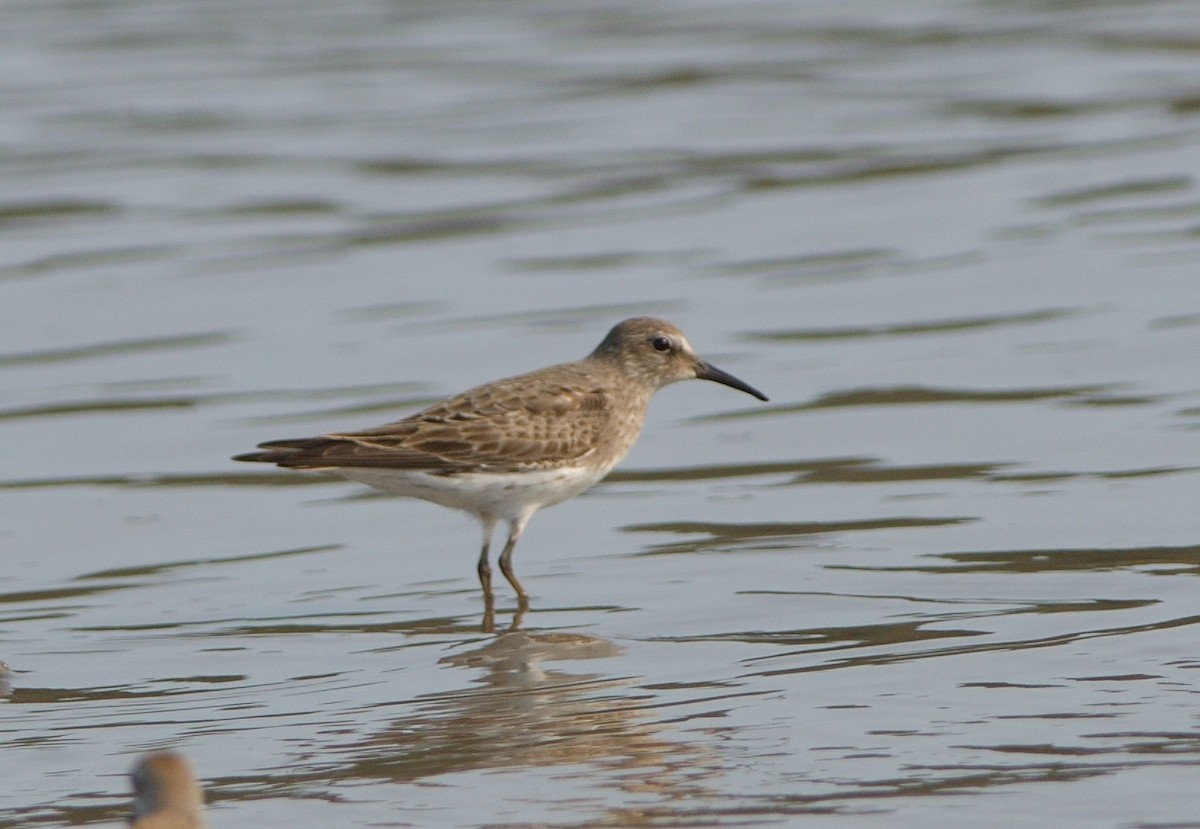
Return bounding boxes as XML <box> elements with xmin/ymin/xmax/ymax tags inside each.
<box><xmin>3</xmin><ymin>0</ymin><xmax>1200</xmax><ymax>826</ymax></box>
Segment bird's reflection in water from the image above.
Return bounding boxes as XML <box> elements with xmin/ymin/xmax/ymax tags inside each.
<box><xmin>334</xmin><ymin>630</ymin><xmax>716</xmax><ymax>801</ymax></box>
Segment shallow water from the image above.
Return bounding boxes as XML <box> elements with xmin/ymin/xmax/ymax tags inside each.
<box><xmin>3</xmin><ymin>0</ymin><xmax>1200</xmax><ymax>826</ymax></box>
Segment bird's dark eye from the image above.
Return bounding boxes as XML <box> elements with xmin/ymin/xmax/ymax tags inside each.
<box><xmin>651</xmin><ymin>336</ymin><xmax>672</xmax><ymax>353</ymax></box>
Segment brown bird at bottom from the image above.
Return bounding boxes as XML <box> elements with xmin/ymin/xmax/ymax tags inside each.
<box><xmin>128</xmin><ymin>751</ymin><xmax>206</xmax><ymax>829</ymax></box>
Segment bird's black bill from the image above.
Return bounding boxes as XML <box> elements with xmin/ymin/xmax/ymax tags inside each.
<box><xmin>695</xmin><ymin>361</ymin><xmax>768</xmax><ymax>401</ymax></box>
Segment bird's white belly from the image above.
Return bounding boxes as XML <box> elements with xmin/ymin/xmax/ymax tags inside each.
<box><xmin>336</xmin><ymin>465</ymin><xmax>609</xmax><ymax>519</ymax></box>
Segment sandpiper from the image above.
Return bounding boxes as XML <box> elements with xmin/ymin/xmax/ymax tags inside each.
<box><xmin>128</xmin><ymin>751</ymin><xmax>207</xmax><ymax>829</ymax></box>
<box><xmin>234</xmin><ymin>317</ymin><xmax>767</xmax><ymax>613</ymax></box>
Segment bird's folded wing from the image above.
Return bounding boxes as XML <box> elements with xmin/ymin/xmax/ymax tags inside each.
<box><xmin>239</xmin><ymin>378</ymin><xmax>612</xmax><ymax>473</ymax></box>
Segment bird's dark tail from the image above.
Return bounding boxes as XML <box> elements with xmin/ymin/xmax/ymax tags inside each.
<box><xmin>232</xmin><ymin>438</ymin><xmax>338</xmax><ymax>468</ymax></box>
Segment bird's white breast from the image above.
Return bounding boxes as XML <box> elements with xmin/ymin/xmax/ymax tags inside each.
<box><xmin>336</xmin><ymin>464</ymin><xmax>610</xmax><ymax>520</ymax></box>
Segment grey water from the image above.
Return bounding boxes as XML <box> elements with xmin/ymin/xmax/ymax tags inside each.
<box><xmin>2</xmin><ymin>0</ymin><xmax>1200</xmax><ymax>826</ymax></box>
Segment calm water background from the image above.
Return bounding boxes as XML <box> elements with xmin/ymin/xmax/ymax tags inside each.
<box><xmin>3</xmin><ymin>0</ymin><xmax>1200</xmax><ymax>826</ymax></box>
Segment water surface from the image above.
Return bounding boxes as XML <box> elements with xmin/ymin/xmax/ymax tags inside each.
<box><xmin>3</xmin><ymin>1</ymin><xmax>1200</xmax><ymax>827</ymax></box>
